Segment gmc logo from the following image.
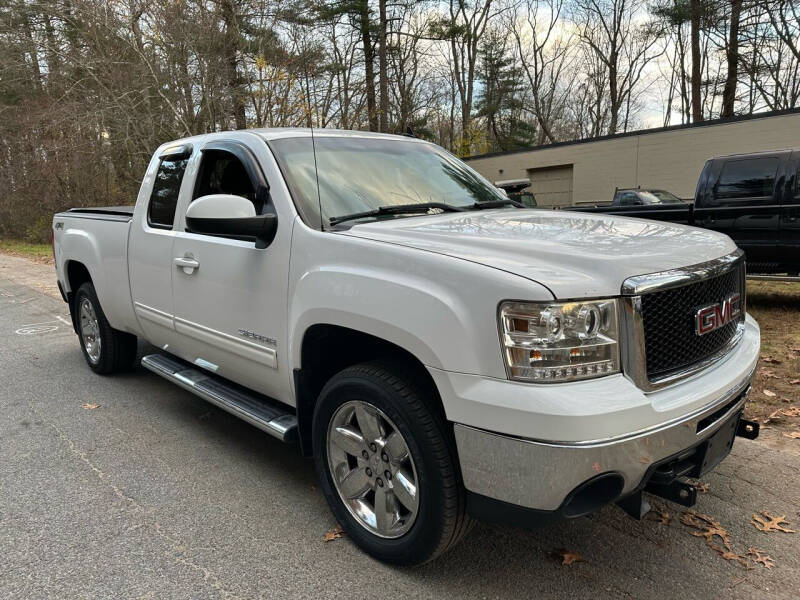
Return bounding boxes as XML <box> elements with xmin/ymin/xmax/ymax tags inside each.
<box><xmin>695</xmin><ymin>293</ymin><xmax>741</xmax><ymax>336</ymax></box>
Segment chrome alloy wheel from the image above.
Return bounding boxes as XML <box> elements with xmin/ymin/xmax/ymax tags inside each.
<box><xmin>327</xmin><ymin>400</ymin><xmax>419</xmax><ymax>538</ymax></box>
<box><xmin>79</xmin><ymin>297</ymin><xmax>101</xmax><ymax>364</ymax></box>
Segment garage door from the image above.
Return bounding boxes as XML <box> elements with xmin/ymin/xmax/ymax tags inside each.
<box><xmin>527</xmin><ymin>164</ymin><xmax>574</xmax><ymax>207</ymax></box>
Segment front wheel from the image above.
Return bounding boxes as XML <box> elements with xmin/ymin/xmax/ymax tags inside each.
<box><xmin>312</xmin><ymin>361</ymin><xmax>472</xmax><ymax>565</ymax></box>
<box><xmin>74</xmin><ymin>282</ymin><xmax>138</xmax><ymax>374</ymax></box>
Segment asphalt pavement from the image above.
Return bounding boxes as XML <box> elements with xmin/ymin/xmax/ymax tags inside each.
<box><xmin>1</xmin><ymin>254</ymin><xmax>799</xmax><ymax>599</ymax></box>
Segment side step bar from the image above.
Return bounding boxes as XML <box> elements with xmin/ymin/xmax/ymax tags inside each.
<box><xmin>141</xmin><ymin>354</ymin><xmax>298</xmax><ymax>443</ymax></box>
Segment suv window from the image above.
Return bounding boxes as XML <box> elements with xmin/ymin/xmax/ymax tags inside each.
<box><xmin>193</xmin><ymin>150</ymin><xmax>260</xmax><ymax>213</ymax></box>
<box><xmin>715</xmin><ymin>157</ymin><xmax>778</xmax><ymax>200</ymax></box>
<box><xmin>148</xmin><ymin>156</ymin><xmax>190</xmax><ymax>228</ymax></box>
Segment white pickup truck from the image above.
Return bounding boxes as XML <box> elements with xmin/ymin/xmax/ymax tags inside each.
<box><xmin>53</xmin><ymin>129</ymin><xmax>761</xmax><ymax>565</ymax></box>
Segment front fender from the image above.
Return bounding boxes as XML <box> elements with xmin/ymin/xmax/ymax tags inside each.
<box><xmin>288</xmin><ymin>226</ymin><xmax>554</xmax><ymax>380</ymax></box>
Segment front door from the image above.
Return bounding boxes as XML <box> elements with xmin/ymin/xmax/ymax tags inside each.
<box><xmin>169</xmin><ymin>140</ymin><xmax>291</xmax><ymax>399</ymax></box>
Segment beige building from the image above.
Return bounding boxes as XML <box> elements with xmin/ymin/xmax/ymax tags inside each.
<box><xmin>465</xmin><ymin>109</ymin><xmax>800</xmax><ymax>207</ymax></box>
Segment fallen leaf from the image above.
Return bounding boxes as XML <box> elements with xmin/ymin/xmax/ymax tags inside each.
<box><xmin>323</xmin><ymin>525</ymin><xmax>344</xmax><ymax>543</ymax></box>
<box><xmin>784</xmin><ymin>432</ymin><xmax>800</xmax><ymax>439</ymax></box>
<box><xmin>696</xmin><ymin>482</ymin><xmax>710</xmax><ymax>493</ymax></box>
<box><xmin>680</xmin><ymin>510</ymin><xmax>752</xmax><ymax>568</ymax></box>
<box><xmin>759</xmin><ymin>368</ymin><xmax>778</xmax><ymax>379</ymax></box>
<box><xmin>763</xmin><ymin>389</ymin><xmax>776</xmax><ymax>398</ymax></box>
<box><xmin>648</xmin><ymin>511</ymin><xmax>671</xmax><ymax>525</ymax></box>
<box><xmin>747</xmin><ymin>548</ymin><xmax>775</xmax><ymax>569</ymax></box>
<box><xmin>81</xmin><ymin>403</ymin><xmax>100</xmax><ymax>410</ymax></box>
<box><xmin>779</xmin><ymin>407</ymin><xmax>800</xmax><ymax>417</ymax></box>
<box><xmin>553</xmin><ymin>549</ymin><xmax>583</xmax><ymax>566</ymax></box>
<box><xmin>752</xmin><ymin>512</ymin><xmax>795</xmax><ymax>533</ymax></box>
<box><xmin>681</xmin><ymin>511</ymin><xmax>731</xmax><ymax>546</ymax></box>
<box><xmin>762</xmin><ymin>357</ymin><xmax>782</xmax><ymax>364</ymax></box>
<box><xmin>790</xmin><ymin>379</ymin><xmax>800</xmax><ymax>385</ymax></box>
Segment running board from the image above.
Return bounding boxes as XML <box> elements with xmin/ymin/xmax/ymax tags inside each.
<box><xmin>141</xmin><ymin>354</ymin><xmax>298</xmax><ymax>443</ymax></box>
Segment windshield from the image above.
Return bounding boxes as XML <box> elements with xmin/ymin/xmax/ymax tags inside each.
<box><xmin>645</xmin><ymin>190</ymin><xmax>684</xmax><ymax>204</ymax></box>
<box><xmin>268</xmin><ymin>136</ymin><xmax>505</xmax><ymax>228</ymax></box>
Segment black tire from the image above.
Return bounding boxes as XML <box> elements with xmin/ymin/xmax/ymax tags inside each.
<box><xmin>312</xmin><ymin>360</ymin><xmax>472</xmax><ymax>565</ymax></box>
<box><xmin>74</xmin><ymin>282</ymin><xmax>138</xmax><ymax>374</ymax></box>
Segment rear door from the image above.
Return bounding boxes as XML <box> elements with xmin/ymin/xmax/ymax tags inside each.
<box><xmin>128</xmin><ymin>143</ymin><xmax>193</xmax><ymax>349</ymax></box>
<box><xmin>779</xmin><ymin>151</ymin><xmax>800</xmax><ymax>272</ymax></box>
<box><xmin>169</xmin><ymin>137</ymin><xmax>292</xmax><ymax>400</ymax></box>
<box><xmin>693</xmin><ymin>154</ymin><xmax>783</xmax><ymax>264</ymax></box>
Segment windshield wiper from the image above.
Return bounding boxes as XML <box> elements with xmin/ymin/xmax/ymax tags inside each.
<box><xmin>329</xmin><ymin>202</ymin><xmax>466</xmax><ymax>227</ymax></box>
<box><xmin>471</xmin><ymin>198</ymin><xmax>524</xmax><ymax>209</ymax></box>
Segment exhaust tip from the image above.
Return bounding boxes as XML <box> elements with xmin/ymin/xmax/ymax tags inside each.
<box><xmin>562</xmin><ymin>472</ymin><xmax>625</xmax><ymax>518</ymax></box>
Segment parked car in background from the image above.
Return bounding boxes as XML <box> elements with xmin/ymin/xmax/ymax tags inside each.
<box><xmin>611</xmin><ymin>187</ymin><xmax>688</xmax><ymax>206</ymax></box>
<box><xmin>565</xmin><ymin>149</ymin><xmax>800</xmax><ymax>274</ymax></box>
<box><xmin>495</xmin><ymin>178</ymin><xmax>537</xmax><ymax>207</ymax></box>
<box><xmin>53</xmin><ymin>129</ymin><xmax>760</xmax><ymax>566</ymax></box>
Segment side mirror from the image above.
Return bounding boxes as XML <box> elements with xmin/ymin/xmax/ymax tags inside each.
<box><xmin>186</xmin><ymin>194</ymin><xmax>278</xmax><ymax>249</ymax></box>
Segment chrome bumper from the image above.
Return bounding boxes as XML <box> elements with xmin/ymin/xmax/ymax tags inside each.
<box><xmin>454</xmin><ymin>365</ymin><xmax>754</xmax><ymax>512</ymax></box>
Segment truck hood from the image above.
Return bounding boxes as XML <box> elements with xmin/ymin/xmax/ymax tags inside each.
<box><xmin>342</xmin><ymin>209</ymin><xmax>736</xmax><ymax>298</ymax></box>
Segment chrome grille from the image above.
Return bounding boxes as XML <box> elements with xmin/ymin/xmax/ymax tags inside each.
<box><xmin>620</xmin><ymin>250</ymin><xmax>746</xmax><ymax>391</ymax></box>
<box><xmin>640</xmin><ymin>259</ymin><xmax>745</xmax><ymax>380</ymax></box>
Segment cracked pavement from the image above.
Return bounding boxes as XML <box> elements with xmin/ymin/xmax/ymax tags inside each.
<box><xmin>1</xmin><ymin>253</ymin><xmax>799</xmax><ymax>599</ymax></box>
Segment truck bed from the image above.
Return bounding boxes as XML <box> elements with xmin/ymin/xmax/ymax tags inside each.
<box><xmin>58</xmin><ymin>206</ymin><xmax>135</xmax><ymax>222</ymax></box>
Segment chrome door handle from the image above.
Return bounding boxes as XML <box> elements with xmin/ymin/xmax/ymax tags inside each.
<box><xmin>173</xmin><ymin>256</ymin><xmax>199</xmax><ymax>273</ymax></box>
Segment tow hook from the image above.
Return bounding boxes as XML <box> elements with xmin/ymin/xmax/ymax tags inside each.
<box><xmin>736</xmin><ymin>418</ymin><xmax>760</xmax><ymax>440</ymax></box>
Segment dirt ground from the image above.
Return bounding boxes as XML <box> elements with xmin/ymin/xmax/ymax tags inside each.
<box><xmin>745</xmin><ymin>280</ymin><xmax>800</xmax><ymax>441</ymax></box>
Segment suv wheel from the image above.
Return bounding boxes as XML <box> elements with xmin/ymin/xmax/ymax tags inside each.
<box><xmin>312</xmin><ymin>361</ymin><xmax>472</xmax><ymax>565</ymax></box>
<box><xmin>74</xmin><ymin>282</ymin><xmax>138</xmax><ymax>374</ymax></box>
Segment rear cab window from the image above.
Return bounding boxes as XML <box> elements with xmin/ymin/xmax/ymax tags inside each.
<box><xmin>714</xmin><ymin>157</ymin><xmax>778</xmax><ymax>202</ymax></box>
<box><xmin>148</xmin><ymin>154</ymin><xmax>190</xmax><ymax>229</ymax></box>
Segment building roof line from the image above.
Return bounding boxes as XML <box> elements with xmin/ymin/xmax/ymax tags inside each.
<box><xmin>463</xmin><ymin>107</ymin><xmax>800</xmax><ymax>161</ymax></box>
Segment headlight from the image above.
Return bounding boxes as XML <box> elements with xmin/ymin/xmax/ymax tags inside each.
<box><xmin>499</xmin><ymin>299</ymin><xmax>620</xmax><ymax>382</ymax></box>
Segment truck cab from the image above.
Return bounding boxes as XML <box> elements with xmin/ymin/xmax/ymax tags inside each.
<box><xmin>694</xmin><ymin>149</ymin><xmax>800</xmax><ymax>273</ymax></box>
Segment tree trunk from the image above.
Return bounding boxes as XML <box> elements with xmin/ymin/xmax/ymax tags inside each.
<box><xmin>378</xmin><ymin>0</ymin><xmax>388</xmax><ymax>132</ymax></box>
<box><xmin>222</xmin><ymin>0</ymin><xmax>246</xmax><ymax>130</ymax></box>
<box><xmin>608</xmin><ymin>51</ymin><xmax>619</xmax><ymax>134</ymax></box>
<box><xmin>360</xmin><ymin>0</ymin><xmax>378</xmax><ymax>131</ymax></box>
<box><xmin>721</xmin><ymin>0</ymin><xmax>741</xmax><ymax>117</ymax></box>
<box><xmin>690</xmin><ymin>0</ymin><xmax>703</xmax><ymax>122</ymax></box>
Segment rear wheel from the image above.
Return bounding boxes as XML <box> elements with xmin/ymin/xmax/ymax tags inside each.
<box><xmin>312</xmin><ymin>361</ymin><xmax>472</xmax><ymax>565</ymax></box>
<box><xmin>74</xmin><ymin>282</ymin><xmax>137</xmax><ymax>374</ymax></box>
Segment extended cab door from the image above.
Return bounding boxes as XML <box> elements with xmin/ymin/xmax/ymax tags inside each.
<box><xmin>780</xmin><ymin>152</ymin><xmax>800</xmax><ymax>272</ymax></box>
<box><xmin>693</xmin><ymin>154</ymin><xmax>784</xmax><ymax>265</ymax></box>
<box><xmin>169</xmin><ymin>138</ymin><xmax>292</xmax><ymax>400</ymax></box>
<box><xmin>128</xmin><ymin>143</ymin><xmax>194</xmax><ymax>349</ymax></box>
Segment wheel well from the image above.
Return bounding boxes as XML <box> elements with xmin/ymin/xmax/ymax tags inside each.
<box><xmin>65</xmin><ymin>261</ymin><xmax>92</xmax><ymax>332</ymax></box>
<box><xmin>66</xmin><ymin>261</ymin><xmax>92</xmax><ymax>294</ymax></box>
<box><xmin>294</xmin><ymin>324</ymin><xmax>443</xmax><ymax>456</ymax></box>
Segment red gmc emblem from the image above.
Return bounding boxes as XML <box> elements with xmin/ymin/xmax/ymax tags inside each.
<box><xmin>695</xmin><ymin>293</ymin><xmax>741</xmax><ymax>335</ymax></box>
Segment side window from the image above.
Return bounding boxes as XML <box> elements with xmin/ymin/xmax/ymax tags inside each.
<box><xmin>148</xmin><ymin>156</ymin><xmax>189</xmax><ymax>229</ymax></box>
<box><xmin>715</xmin><ymin>157</ymin><xmax>778</xmax><ymax>200</ymax></box>
<box><xmin>618</xmin><ymin>192</ymin><xmax>637</xmax><ymax>206</ymax></box>
<box><xmin>193</xmin><ymin>150</ymin><xmax>261</xmax><ymax>213</ymax></box>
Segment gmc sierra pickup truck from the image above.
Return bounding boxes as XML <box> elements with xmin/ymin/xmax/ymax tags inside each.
<box><xmin>53</xmin><ymin>129</ymin><xmax>761</xmax><ymax>565</ymax></box>
<box><xmin>566</xmin><ymin>149</ymin><xmax>800</xmax><ymax>274</ymax></box>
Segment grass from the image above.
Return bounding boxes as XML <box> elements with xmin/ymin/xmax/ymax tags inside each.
<box><xmin>0</xmin><ymin>238</ymin><xmax>53</xmax><ymax>263</ymax></box>
<box><xmin>744</xmin><ymin>280</ymin><xmax>800</xmax><ymax>436</ymax></box>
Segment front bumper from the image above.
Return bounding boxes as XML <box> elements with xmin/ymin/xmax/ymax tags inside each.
<box><xmin>439</xmin><ymin>314</ymin><xmax>760</xmax><ymax>514</ymax></box>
